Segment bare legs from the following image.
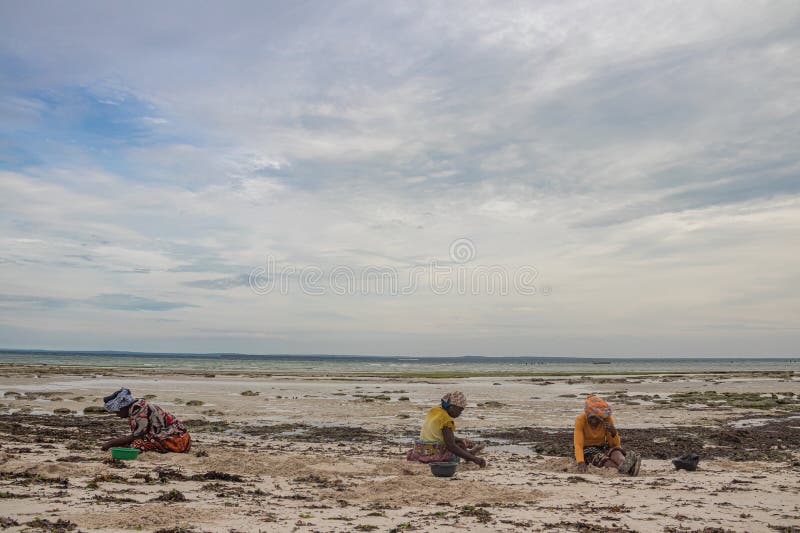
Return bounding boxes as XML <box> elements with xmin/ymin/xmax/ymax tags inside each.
<box><xmin>604</xmin><ymin>449</ymin><xmax>625</xmax><ymax>469</ymax></box>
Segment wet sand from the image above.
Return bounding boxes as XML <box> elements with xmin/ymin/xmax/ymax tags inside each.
<box><xmin>0</xmin><ymin>364</ymin><xmax>798</xmax><ymax>532</ymax></box>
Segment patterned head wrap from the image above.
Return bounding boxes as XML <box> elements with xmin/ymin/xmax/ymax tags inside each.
<box><xmin>104</xmin><ymin>388</ymin><xmax>135</xmax><ymax>412</ymax></box>
<box><xmin>585</xmin><ymin>394</ymin><xmax>611</xmax><ymax>419</ymax></box>
<box><xmin>441</xmin><ymin>391</ymin><xmax>467</xmax><ymax>409</ymax></box>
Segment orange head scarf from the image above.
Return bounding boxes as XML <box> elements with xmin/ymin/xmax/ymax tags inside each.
<box><xmin>584</xmin><ymin>394</ymin><xmax>612</xmax><ymax>419</ymax></box>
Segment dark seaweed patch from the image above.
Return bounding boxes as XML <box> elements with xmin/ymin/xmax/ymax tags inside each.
<box><xmin>481</xmin><ymin>416</ymin><xmax>800</xmax><ymax>461</ymax></box>
<box><xmin>152</xmin><ymin>489</ymin><xmax>187</xmax><ymax>502</ymax></box>
<box><xmin>190</xmin><ymin>471</ymin><xmax>243</xmax><ymax>482</ymax></box>
<box><xmin>0</xmin><ymin>516</ymin><xmax>20</xmax><ymax>528</ymax></box>
<box><xmin>25</xmin><ymin>518</ymin><xmax>78</xmax><ymax>532</ymax></box>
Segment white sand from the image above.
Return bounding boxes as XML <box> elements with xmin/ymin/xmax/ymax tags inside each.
<box><xmin>0</xmin><ymin>366</ymin><xmax>798</xmax><ymax>532</ymax></box>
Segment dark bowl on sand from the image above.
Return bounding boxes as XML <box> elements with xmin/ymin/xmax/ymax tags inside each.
<box><xmin>430</xmin><ymin>462</ymin><xmax>458</xmax><ymax>477</ymax></box>
<box><xmin>672</xmin><ymin>454</ymin><xmax>700</xmax><ymax>471</ymax></box>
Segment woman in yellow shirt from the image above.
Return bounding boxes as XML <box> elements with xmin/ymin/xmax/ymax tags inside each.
<box><xmin>406</xmin><ymin>391</ymin><xmax>486</xmax><ymax>467</ymax></box>
<box><xmin>574</xmin><ymin>395</ymin><xmax>640</xmax><ymax>476</ymax></box>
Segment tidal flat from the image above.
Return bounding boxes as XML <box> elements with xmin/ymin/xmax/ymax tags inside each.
<box><xmin>0</xmin><ymin>364</ymin><xmax>797</xmax><ymax>532</ymax></box>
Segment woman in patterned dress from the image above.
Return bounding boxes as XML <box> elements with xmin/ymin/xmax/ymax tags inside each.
<box><xmin>100</xmin><ymin>388</ymin><xmax>191</xmax><ymax>453</ymax></box>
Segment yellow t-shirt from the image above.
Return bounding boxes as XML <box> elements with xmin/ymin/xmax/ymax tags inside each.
<box><xmin>420</xmin><ymin>406</ymin><xmax>456</xmax><ymax>443</ymax></box>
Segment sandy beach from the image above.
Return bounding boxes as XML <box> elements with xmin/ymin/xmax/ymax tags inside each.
<box><xmin>0</xmin><ymin>364</ymin><xmax>798</xmax><ymax>532</ymax></box>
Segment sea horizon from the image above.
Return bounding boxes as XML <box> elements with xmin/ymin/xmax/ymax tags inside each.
<box><xmin>2</xmin><ymin>348</ymin><xmax>798</xmax><ymax>375</ymax></box>
<box><xmin>1</xmin><ymin>347</ymin><xmax>799</xmax><ymax>361</ymax></box>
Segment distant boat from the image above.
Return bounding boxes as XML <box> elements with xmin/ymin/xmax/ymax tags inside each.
<box><xmin>592</xmin><ymin>361</ymin><xmax>612</xmax><ymax>365</ymax></box>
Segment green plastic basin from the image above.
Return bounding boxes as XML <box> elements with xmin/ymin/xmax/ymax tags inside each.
<box><xmin>110</xmin><ymin>447</ymin><xmax>140</xmax><ymax>460</ymax></box>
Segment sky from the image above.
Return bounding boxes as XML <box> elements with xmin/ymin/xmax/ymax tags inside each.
<box><xmin>0</xmin><ymin>1</ymin><xmax>799</xmax><ymax>357</ymax></box>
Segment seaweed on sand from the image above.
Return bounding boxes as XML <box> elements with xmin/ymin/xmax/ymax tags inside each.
<box><xmin>90</xmin><ymin>473</ymin><xmax>126</xmax><ymax>484</ymax></box>
<box><xmin>25</xmin><ymin>518</ymin><xmax>77</xmax><ymax>532</ymax></box>
<box><xmin>92</xmin><ymin>494</ymin><xmax>139</xmax><ymax>503</ymax></box>
<box><xmin>152</xmin><ymin>489</ymin><xmax>187</xmax><ymax>502</ymax></box>
<box><xmin>287</xmin><ymin>425</ymin><xmax>379</xmax><ymax>443</ymax></box>
<box><xmin>0</xmin><ymin>491</ymin><xmax>31</xmax><ymax>499</ymax></box>
<box><xmin>102</xmin><ymin>457</ymin><xmax>127</xmax><ymax>468</ymax></box>
<box><xmin>543</xmin><ymin>521</ymin><xmax>637</xmax><ymax>533</ymax></box>
<box><xmin>0</xmin><ymin>471</ymin><xmax>69</xmax><ymax>487</ymax></box>
<box><xmin>460</xmin><ymin>505</ymin><xmax>493</xmax><ymax>523</ymax></box>
<box><xmin>153</xmin><ymin>468</ymin><xmax>243</xmax><ymax>484</ymax></box>
<box><xmin>190</xmin><ymin>471</ymin><xmax>243</xmax><ymax>482</ymax></box>
<box><xmin>481</xmin><ymin>416</ymin><xmax>800</xmax><ymax>462</ymax></box>
<box><xmin>155</xmin><ymin>467</ymin><xmax>189</xmax><ymax>483</ymax></box>
<box><xmin>239</xmin><ymin>423</ymin><xmax>306</xmax><ymax>437</ymax></box>
<box><xmin>293</xmin><ymin>474</ymin><xmax>347</xmax><ymax>491</ymax></box>
<box><xmin>56</xmin><ymin>455</ymin><xmax>94</xmax><ymax>463</ymax></box>
<box><xmin>0</xmin><ymin>517</ymin><xmax>20</xmax><ymax>528</ymax></box>
<box><xmin>667</xmin><ymin>391</ymin><xmax>800</xmax><ymax>410</ymax></box>
<box><xmin>0</xmin><ymin>413</ymin><xmax>119</xmax><ymax>444</ymax></box>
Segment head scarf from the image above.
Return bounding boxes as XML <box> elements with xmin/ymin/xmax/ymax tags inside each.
<box><xmin>584</xmin><ymin>394</ymin><xmax>611</xmax><ymax>419</ymax></box>
<box><xmin>104</xmin><ymin>388</ymin><xmax>135</xmax><ymax>412</ymax></box>
<box><xmin>441</xmin><ymin>391</ymin><xmax>467</xmax><ymax>409</ymax></box>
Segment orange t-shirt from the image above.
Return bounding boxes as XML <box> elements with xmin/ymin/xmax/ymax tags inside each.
<box><xmin>573</xmin><ymin>413</ymin><xmax>621</xmax><ymax>463</ymax></box>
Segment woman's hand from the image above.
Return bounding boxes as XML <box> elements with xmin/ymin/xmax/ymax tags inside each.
<box><xmin>603</xmin><ymin>421</ymin><xmax>617</xmax><ymax>436</ymax></box>
<box><xmin>100</xmin><ymin>434</ymin><xmax>135</xmax><ymax>451</ymax></box>
<box><xmin>576</xmin><ymin>461</ymin><xmax>588</xmax><ymax>473</ymax></box>
<box><xmin>444</xmin><ymin>428</ymin><xmax>485</xmax><ymax>467</ymax></box>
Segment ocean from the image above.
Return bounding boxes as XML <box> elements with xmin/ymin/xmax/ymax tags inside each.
<box><xmin>0</xmin><ymin>350</ymin><xmax>797</xmax><ymax>375</ymax></box>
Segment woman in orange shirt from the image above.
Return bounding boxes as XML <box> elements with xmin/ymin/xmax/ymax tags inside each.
<box><xmin>574</xmin><ymin>395</ymin><xmax>640</xmax><ymax>475</ymax></box>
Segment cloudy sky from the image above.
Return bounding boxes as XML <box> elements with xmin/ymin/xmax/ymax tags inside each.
<box><xmin>1</xmin><ymin>1</ymin><xmax>799</xmax><ymax>356</ymax></box>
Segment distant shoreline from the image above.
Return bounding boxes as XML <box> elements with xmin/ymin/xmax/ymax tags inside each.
<box><xmin>0</xmin><ymin>362</ymin><xmax>797</xmax><ymax>379</ymax></box>
<box><xmin>1</xmin><ymin>348</ymin><xmax>797</xmax><ymax>362</ymax></box>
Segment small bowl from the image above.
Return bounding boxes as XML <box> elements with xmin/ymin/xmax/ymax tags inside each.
<box><xmin>672</xmin><ymin>454</ymin><xmax>700</xmax><ymax>471</ymax></box>
<box><xmin>110</xmin><ymin>447</ymin><xmax>140</xmax><ymax>460</ymax></box>
<box><xmin>429</xmin><ymin>461</ymin><xmax>458</xmax><ymax>477</ymax></box>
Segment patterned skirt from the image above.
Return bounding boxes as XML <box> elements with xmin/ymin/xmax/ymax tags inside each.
<box><xmin>132</xmin><ymin>432</ymin><xmax>192</xmax><ymax>453</ymax></box>
<box><xmin>583</xmin><ymin>443</ymin><xmax>624</xmax><ymax>467</ymax></box>
<box><xmin>406</xmin><ymin>439</ymin><xmax>455</xmax><ymax>463</ymax></box>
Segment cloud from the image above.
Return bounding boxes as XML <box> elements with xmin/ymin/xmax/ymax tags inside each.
<box><xmin>183</xmin><ymin>274</ymin><xmax>251</xmax><ymax>290</ymax></box>
<box><xmin>0</xmin><ymin>292</ymin><xmax>195</xmax><ymax>312</ymax></box>
<box><xmin>0</xmin><ymin>2</ymin><xmax>798</xmax><ymax>355</ymax></box>
<box><xmin>88</xmin><ymin>293</ymin><xmax>196</xmax><ymax>311</ymax></box>
<box><xmin>0</xmin><ymin>294</ymin><xmax>71</xmax><ymax>309</ymax></box>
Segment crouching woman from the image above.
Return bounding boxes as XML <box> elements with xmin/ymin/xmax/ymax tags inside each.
<box><xmin>100</xmin><ymin>388</ymin><xmax>192</xmax><ymax>453</ymax></box>
<box><xmin>574</xmin><ymin>394</ymin><xmax>640</xmax><ymax>475</ymax></box>
<box><xmin>406</xmin><ymin>391</ymin><xmax>486</xmax><ymax>467</ymax></box>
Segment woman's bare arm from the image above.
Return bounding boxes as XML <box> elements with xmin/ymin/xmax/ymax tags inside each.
<box><xmin>101</xmin><ymin>433</ymin><xmax>136</xmax><ymax>451</ymax></box>
<box><xmin>443</xmin><ymin>428</ymin><xmax>486</xmax><ymax>467</ymax></box>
